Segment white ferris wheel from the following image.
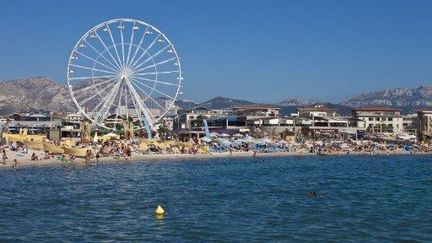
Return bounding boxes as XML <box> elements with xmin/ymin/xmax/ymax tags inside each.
<box><xmin>67</xmin><ymin>18</ymin><xmax>182</xmax><ymax>137</ymax></box>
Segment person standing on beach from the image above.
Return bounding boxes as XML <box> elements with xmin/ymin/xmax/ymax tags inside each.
<box><xmin>2</xmin><ymin>149</ymin><xmax>7</xmax><ymax>165</ymax></box>
<box><xmin>85</xmin><ymin>149</ymin><xmax>93</xmax><ymax>163</ymax></box>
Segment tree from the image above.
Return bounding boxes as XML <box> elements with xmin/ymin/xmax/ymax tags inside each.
<box><xmin>157</xmin><ymin>124</ymin><xmax>168</xmax><ymax>140</ymax></box>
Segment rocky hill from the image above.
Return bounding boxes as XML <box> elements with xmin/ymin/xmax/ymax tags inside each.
<box><xmin>175</xmin><ymin>96</ymin><xmax>354</xmax><ymax>116</ymax></box>
<box><xmin>174</xmin><ymin>99</ymin><xmax>199</xmax><ymax>110</ymax></box>
<box><xmin>277</xmin><ymin>98</ymin><xmax>309</xmax><ymax>107</ymax></box>
<box><xmin>342</xmin><ymin>85</ymin><xmax>432</xmax><ymax>108</ymax></box>
<box><xmin>198</xmin><ymin>96</ymin><xmax>255</xmax><ymax>109</ymax></box>
<box><xmin>0</xmin><ymin>77</ymin><xmax>74</xmax><ymax>115</ymax></box>
<box><xmin>3</xmin><ymin>77</ymin><xmax>432</xmax><ymax>116</ymax></box>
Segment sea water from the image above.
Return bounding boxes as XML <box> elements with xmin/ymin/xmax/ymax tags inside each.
<box><xmin>0</xmin><ymin>155</ymin><xmax>431</xmax><ymax>241</ymax></box>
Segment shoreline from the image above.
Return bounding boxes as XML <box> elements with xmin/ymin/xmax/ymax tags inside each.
<box><xmin>1</xmin><ymin>150</ymin><xmax>430</xmax><ymax>170</ymax></box>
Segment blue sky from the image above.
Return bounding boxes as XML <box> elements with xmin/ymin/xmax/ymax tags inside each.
<box><xmin>1</xmin><ymin>0</ymin><xmax>432</xmax><ymax>103</ymax></box>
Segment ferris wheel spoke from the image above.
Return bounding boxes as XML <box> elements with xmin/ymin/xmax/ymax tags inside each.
<box><xmin>119</xmin><ymin>22</ymin><xmax>126</xmax><ymax>67</ymax></box>
<box><xmin>83</xmin><ymin>39</ymin><xmax>120</xmax><ymax>70</ymax></box>
<box><xmin>105</xmin><ymin>24</ymin><xmax>123</xmax><ymax>69</ymax></box>
<box><xmin>124</xmin><ymin>84</ymin><xmax>129</xmax><ymax>120</ymax></box>
<box><xmin>126</xmin><ymin>80</ymin><xmax>156</xmax><ymax>122</ymax></box>
<box><xmin>126</xmin><ymin>22</ymin><xmax>137</xmax><ymax>65</ymax></box>
<box><xmin>129</xmin><ymin>25</ymin><xmax>150</xmax><ymax>69</ymax></box>
<box><xmin>68</xmin><ymin>74</ymin><xmax>116</xmax><ymax>81</ymax></box>
<box><xmin>94</xmin><ymin>31</ymin><xmax>122</xmax><ymax>69</ymax></box>
<box><xmin>126</xmin><ymin>79</ymin><xmax>156</xmax><ymax>120</ymax></box>
<box><xmin>134</xmin><ymin>70</ymin><xmax>180</xmax><ymax>76</ymax></box>
<box><xmin>78</xmin><ymin>81</ymin><xmax>116</xmax><ymax>105</ymax></box>
<box><xmin>89</xmin><ymin>91</ymin><xmax>111</xmax><ymax>115</ymax></box>
<box><xmin>126</xmin><ymin>85</ymin><xmax>145</xmax><ymax>128</ymax></box>
<box><xmin>100</xmin><ymin>81</ymin><xmax>123</xmax><ymax>120</ymax></box>
<box><xmin>132</xmin><ymin>76</ymin><xmax>180</xmax><ymax>87</ymax></box>
<box><xmin>74</xmin><ymin>50</ymin><xmax>118</xmax><ymax>73</ymax></box>
<box><xmin>70</xmin><ymin>64</ymin><xmax>117</xmax><ymax>75</ymax></box>
<box><xmin>129</xmin><ymin>34</ymin><xmax>161</xmax><ymax>69</ymax></box>
<box><xmin>73</xmin><ymin>78</ymin><xmax>115</xmax><ymax>94</ymax></box>
<box><xmin>132</xmin><ymin>44</ymin><xmax>171</xmax><ymax>70</ymax></box>
<box><xmin>112</xmin><ymin>82</ymin><xmax>124</xmax><ymax>128</ymax></box>
<box><xmin>95</xmin><ymin>81</ymin><xmax>123</xmax><ymax>123</ymax></box>
<box><xmin>131</xmin><ymin>78</ymin><xmax>175</xmax><ymax>100</ymax></box>
<box><xmin>78</xmin><ymin>79</ymin><xmax>116</xmax><ymax>102</ymax></box>
<box><xmin>132</xmin><ymin>57</ymin><xmax>177</xmax><ymax>73</ymax></box>
<box><xmin>129</xmin><ymin>79</ymin><xmax>168</xmax><ymax>112</ymax></box>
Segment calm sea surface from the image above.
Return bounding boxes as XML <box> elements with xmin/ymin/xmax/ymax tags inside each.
<box><xmin>0</xmin><ymin>155</ymin><xmax>431</xmax><ymax>242</ymax></box>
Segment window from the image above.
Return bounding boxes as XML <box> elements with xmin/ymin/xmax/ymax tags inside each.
<box><xmin>388</xmin><ymin>117</ymin><xmax>393</xmax><ymax>121</ymax></box>
<box><xmin>369</xmin><ymin>117</ymin><xmax>373</xmax><ymax>121</ymax></box>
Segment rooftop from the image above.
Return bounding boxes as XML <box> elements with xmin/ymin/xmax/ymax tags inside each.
<box><xmin>354</xmin><ymin>107</ymin><xmax>401</xmax><ymax>112</ymax></box>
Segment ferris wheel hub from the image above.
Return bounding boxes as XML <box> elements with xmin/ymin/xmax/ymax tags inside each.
<box><xmin>119</xmin><ymin>67</ymin><xmax>132</xmax><ymax>81</ymax></box>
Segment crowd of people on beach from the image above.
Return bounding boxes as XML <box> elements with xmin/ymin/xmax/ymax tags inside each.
<box><xmin>0</xmin><ymin>134</ymin><xmax>429</xmax><ymax>167</ymax></box>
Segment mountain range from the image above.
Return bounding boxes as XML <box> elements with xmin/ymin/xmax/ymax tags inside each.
<box><xmin>0</xmin><ymin>77</ymin><xmax>75</xmax><ymax>115</ymax></box>
<box><xmin>1</xmin><ymin>77</ymin><xmax>432</xmax><ymax>116</ymax></box>
<box><xmin>341</xmin><ymin>85</ymin><xmax>432</xmax><ymax>113</ymax></box>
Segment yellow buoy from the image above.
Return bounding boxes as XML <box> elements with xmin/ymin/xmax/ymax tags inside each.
<box><xmin>155</xmin><ymin>205</ymin><xmax>165</xmax><ymax>215</ymax></box>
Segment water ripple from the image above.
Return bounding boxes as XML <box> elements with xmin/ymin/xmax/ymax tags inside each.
<box><xmin>0</xmin><ymin>155</ymin><xmax>431</xmax><ymax>241</ymax></box>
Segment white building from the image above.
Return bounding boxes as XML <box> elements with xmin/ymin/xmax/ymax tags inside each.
<box><xmin>352</xmin><ymin>108</ymin><xmax>403</xmax><ymax>133</ymax></box>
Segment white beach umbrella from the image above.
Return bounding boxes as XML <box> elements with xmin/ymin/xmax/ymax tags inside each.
<box><xmin>103</xmin><ymin>132</ymin><xmax>120</xmax><ymax>140</ymax></box>
<box><xmin>277</xmin><ymin>140</ymin><xmax>289</xmax><ymax>145</ymax></box>
<box><xmin>219</xmin><ymin>139</ymin><xmax>232</xmax><ymax>147</ymax></box>
<box><xmin>201</xmin><ymin>136</ymin><xmax>212</xmax><ymax>143</ymax></box>
<box><xmin>93</xmin><ymin>132</ymin><xmax>99</xmax><ymax>143</ymax></box>
<box><xmin>210</xmin><ymin>132</ymin><xmax>219</xmax><ymax>137</ymax></box>
<box><xmin>233</xmin><ymin>133</ymin><xmax>244</xmax><ymax>138</ymax></box>
<box><xmin>241</xmin><ymin>136</ymin><xmax>255</xmax><ymax>143</ymax></box>
<box><xmin>256</xmin><ymin>138</ymin><xmax>272</xmax><ymax>144</ymax></box>
<box><xmin>219</xmin><ymin>133</ymin><xmax>231</xmax><ymax>138</ymax></box>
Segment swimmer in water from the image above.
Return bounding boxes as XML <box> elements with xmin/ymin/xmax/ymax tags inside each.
<box><xmin>307</xmin><ymin>191</ymin><xmax>317</xmax><ymax>197</ymax></box>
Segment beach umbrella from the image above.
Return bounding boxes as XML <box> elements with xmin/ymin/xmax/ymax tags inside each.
<box><xmin>233</xmin><ymin>133</ymin><xmax>244</xmax><ymax>138</ymax></box>
<box><xmin>241</xmin><ymin>136</ymin><xmax>255</xmax><ymax>143</ymax></box>
<box><xmin>277</xmin><ymin>140</ymin><xmax>289</xmax><ymax>145</ymax></box>
<box><xmin>201</xmin><ymin>136</ymin><xmax>212</xmax><ymax>143</ymax></box>
<box><xmin>93</xmin><ymin>132</ymin><xmax>99</xmax><ymax>143</ymax></box>
<box><xmin>340</xmin><ymin>143</ymin><xmax>349</xmax><ymax>149</ymax></box>
<box><xmin>103</xmin><ymin>132</ymin><xmax>120</xmax><ymax>140</ymax></box>
<box><xmin>256</xmin><ymin>138</ymin><xmax>272</xmax><ymax>144</ymax></box>
<box><xmin>210</xmin><ymin>132</ymin><xmax>219</xmax><ymax>137</ymax></box>
<box><xmin>219</xmin><ymin>133</ymin><xmax>231</xmax><ymax>138</ymax></box>
<box><xmin>219</xmin><ymin>139</ymin><xmax>232</xmax><ymax>147</ymax></box>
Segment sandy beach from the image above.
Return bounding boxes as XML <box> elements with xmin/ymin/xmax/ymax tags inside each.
<box><xmin>0</xmin><ymin>146</ymin><xmax>425</xmax><ymax>170</ymax></box>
